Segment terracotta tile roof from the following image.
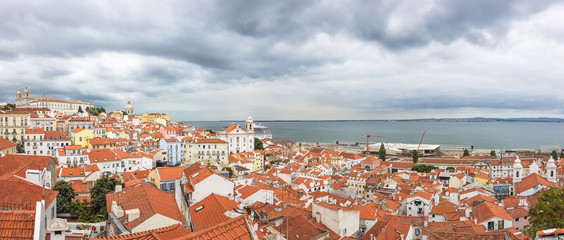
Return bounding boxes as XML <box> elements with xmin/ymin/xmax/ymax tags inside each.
<box><xmin>71</xmin><ymin>128</ymin><xmax>86</xmax><ymax>133</ymax></box>
<box><xmin>24</xmin><ymin>128</ymin><xmax>44</xmax><ymax>135</ymax></box>
<box><xmin>69</xmin><ymin>180</ymin><xmax>89</xmax><ymax>194</ymax></box>
<box><xmin>156</xmin><ymin>166</ymin><xmax>186</xmax><ymax>181</ymax></box>
<box><xmin>88</xmin><ymin>149</ymin><xmax>121</xmax><ymax>163</ymax></box>
<box><xmin>64</xmin><ymin>145</ymin><xmax>84</xmax><ymax>150</ymax></box>
<box><xmin>84</xmin><ymin>164</ymin><xmax>100</xmax><ymax>172</ymax></box>
<box><xmin>408</xmin><ymin>191</ymin><xmax>433</xmax><ymax>201</ymax></box>
<box><xmin>0</xmin><ymin>177</ymin><xmax>58</xmax><ymax>209</ymax></box>
<box><xmin>0</xmin><ymin>155</ymin><xmax>52</xmax><ymax>180</ymax></box>
<box><xmin>0</xmin><ymin>209</ymin><xmax>36</xmax><ymax>240</ymax></box>
<box><xmin>502</xmin><ymin>196</ymin><xmax>521</xmax><ymax>209</ymax></box>
<box><xmin>88</xmin><ymin>137</ymin><xmax>119</xmax><ymax>146</ymax></box>
<box><xmin>0</xmin><ymin>137</ymin><xmax>16</xmax><ymax>150</ymax></box>
<box><xmin>189</xmin><ymin>193</ymin><xmax>240</xmax><ymax>231</ymax></box>
<box><xmin>90</xmin><ymin>223</ymin><xmax>191</xmax><ymax>240</ymax></box>
<box><xmin>423</xmin><ymin>220</ymin><xmax>486</xmax><ymax>239</ymax></box>
<box><xmin>105</xmin><ymin>183</ymin><xmax>183</xmax><ymax>231</ymax></box>
<box><xmin>464</xmin><ymin>194</ymin><xmax>497</xmax><ymax>206</ymax></box>
<box><xmin>471</xmin><ymin>201</ymin><xmax>512</xmax><ymax>224</ymax></box>
<box><xmin>236</xmin><ymin>185</ymin><xmax>261</xmax><ymax>200</ymax></box>
<box><xmin>44</xmin><ymin>131</ymin><xmax>68</xmax><ymax>140</ymax></box>
<box><xmin>223</xmin><ymin>124</ymin><xmax>241</xmax><ymax>133</ymax></box>
<box><xmin>508</xmin><ymin>207</ymin><xmax>528</xmax><ymax>219</ymax></box>
<box><xmin>58</xmin><ymin>167</ymin><xmax>86</xmax><ymax>177</ymax></box>
<box><xmin>122</xmin><ymin>170</ymin><xmax>150</xmax><ymax>181</ymax></box>
<box><xmin>283</xmin><ymin>214</ymin><xmax>326</xmax><ymax>240</ymax></box>
<box><xmin>352</xmin><ymin>204</ymin><xmax>378</xmax><ymax>220</ymax></box>
<box><xmin>182</xmin><ymin>215</ymin><xmax>253</xmax><ymax>240</ymax></box>
<box><xmin>515</xmin><ymin>173</ymin><xmax>556</xmax><ymax>194</ymax></box>
<box><xmin>194</xmin><ymin>138</ymin><xmax>228</xmax><ymax>144</ymax></box>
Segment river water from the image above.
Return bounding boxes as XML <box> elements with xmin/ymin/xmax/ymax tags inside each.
<box><xmin>183</xmin><ymin>120</ymin><xmax>564</xmax><ymax>150</ymax></box>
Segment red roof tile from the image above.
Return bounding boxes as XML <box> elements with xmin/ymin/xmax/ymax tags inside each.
<box><xmin>156</xmin><ymin>166</ymin><xmax>186</xmax><ymax>181</ymax></box>
<box><xmin>182</xmin><ymin>215</ymin><xmax>253</xmax><ymax>240</ymax></box>
<box><xmin>0</xmin><ymin>209</ymin><xmax>36</xmax><ymax>239</ymax></box>
<box><xmin>0</xmin><ymin>137</ymin><xmax>16</xmax><ymax>150</ymax></box>
<box><xmin>515</xmin><ymin>173</ymin><xmax>556</xmax><ymax>194</ymax></box>
<box><xmin>0</xmin><ymin>177</ymin><xmax>58</xmax><ymax>209</ymax></box>
<box><xmin>189</xmin><ymin>193</ymin><xmax>240</xmax><ymax>231</ymax></box>
<box><xmin>90</xmin><ymin>224</ymin><xmax>191</xmax><ymax>240</ymax></box>
<box><xmin>105</xmin><ymin>183</ymin><xmax>183</xmax><ymax>231</ymax></box>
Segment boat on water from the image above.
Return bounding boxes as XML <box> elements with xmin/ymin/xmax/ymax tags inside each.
<box><xmin>254</xmin><ymin>123</ymin><xmax>273</xmax><ymax>139</ymax></box>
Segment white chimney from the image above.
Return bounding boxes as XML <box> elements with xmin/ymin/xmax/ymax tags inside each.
<box><xmin>111</xmin><ymin>201</ymin><xmax>124</xmax><ymax>218</ymax></box>
<box><xmin>115</xmin><ymin>185</ymin><xmax>122</xmax><ymax>193</ymax></box>
<box><xmin>474</xmin><ymin>218</ymin><xmax>477</xmax><ymax>224</ymax></box>
<box><xmin>126</xmin><ymin>208</ymin><xmax>140</xmax><ymax>222</ymax></box>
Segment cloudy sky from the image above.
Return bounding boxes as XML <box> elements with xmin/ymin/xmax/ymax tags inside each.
<box><xmin>1</xmin><ymin>0</ymin><xmax>563</xmax><ymax>121</ymax></box>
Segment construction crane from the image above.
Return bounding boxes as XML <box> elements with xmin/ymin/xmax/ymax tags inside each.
<box><xmin>362</xmin><ymin>133</ymin><xmax>389</xmax><ymax>156</ymax></box>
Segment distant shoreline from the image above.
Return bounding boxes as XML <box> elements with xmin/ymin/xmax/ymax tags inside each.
<box><xmin>183</xmin><ymin>117</ymin><xmax>564</xmax><ymax>123</ymax></box>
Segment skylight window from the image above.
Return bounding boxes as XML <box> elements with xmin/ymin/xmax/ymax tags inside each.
<box><xmin>194</xmin><ymin>205</ymin><xmax>204</xmax><ymax>212</ymax></box>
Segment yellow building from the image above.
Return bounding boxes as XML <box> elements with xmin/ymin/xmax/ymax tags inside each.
<box><xmin>253</xmin><ymin>150</ymin><xmax>264</xmax><ymax>172</ymax></box>
<box><xmin>70</xmin><ymin>128</ymin><xmax>95</xmax><ymax>147</ymax></box>
<box><xmin>141</xmin><ymin>113</ymin><xmax>170</xmax><ymax>123</ymax></box>
<box><xmin>0</xmin><ymin>112</ymin><xmax>29</xmax><ymax>143</ymax></box>
<box><xmin>474</xmin><ymin>171</ymin><xmax>491</xmax><ymax>186</ymax></box>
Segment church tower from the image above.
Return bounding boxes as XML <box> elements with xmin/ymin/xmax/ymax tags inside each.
<box><xmin>15</xmin><ymin>88</ymin><xmax>22</xmax><ymax>107</ymax></box>
<box><xmin>513</xmin><ymin>157</ymin><xmax>523</xmax><ymax>183</ymax></box>
<box><xmin>546</xmin><ymin>156</ymin><xmax>557</xmax><ymax>183</ymax></box>
<box><xmin>245</xmin><ymin>115</ymin><xmax>254</xmax><ymax>132</ymax></box>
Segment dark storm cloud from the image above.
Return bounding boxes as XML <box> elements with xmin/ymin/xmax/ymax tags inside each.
<box><xmin>0</xmin><ymin>0</ymin><xmax>563</xmax><ymax>119</ymax></box>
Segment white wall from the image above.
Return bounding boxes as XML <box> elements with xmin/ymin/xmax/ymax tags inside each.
<box><xmin>130</xmin><ymin>214</ymin><xmax>181</xmax><ymax>233</ymax></box>
<box><xmin>191</xmin><ymin>174</ymin><xmax>234</xmax><ymax>204</ymax></box>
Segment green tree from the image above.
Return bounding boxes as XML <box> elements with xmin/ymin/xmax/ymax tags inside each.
<box><xmin>463</xmin><ymin>149</ymin><xmax>470</xmax><ymax>157</ymax></box>
<box><xmin>446</xmin><ymin>166</ymin><xmax>455</xmax><ymax>172</ymax></box>
<box><xmin>89</xmin><ymin>177</ymin><xmax>122</xmax><ymax>217</ymax></box>
<box><xmin>78</xmin><ymin>106</ymin><xmax>83</xmax><ymax>113</ymax></box>
<box><xmin>264</xmin><ymin>164</ymin><xmax>271</xmax><ymax>171</ymax></box>
<box><xmin>2</xmin><ymin>103</ymin><xmax>15</xmax><ymax>111</ymax></box>
<box><xmin>71</xmin><ymin>200</ymin><xmax>105</xmax><ymax>223</ymax></box>
<box><xmin>254</xmin><ymin>137</ymin><xmax>264</xmax><ymax>150</ymax></box>
<box><xmin>412</xmin><ymin>150</ymin><xmax>419</xmax><ymax>163</ymax></box>
<box><xmin>411</xmin><ymin>164</ymin><xmax>437</xmax><ymax>173</ymax></box>
<box><xmin>122</xmin><ymin>111</ymin><xmax>128</xmax><ymax>116</ymax></box>
<box><xmin>53</xmin><ymin>180</ymin><xmax>75</xmax><ymax>213</ymax></box>
<box><xmin>16</xmin><ymin>143</ymin><xmax>24</xmax><ymax>153</ymax></box>
<box><xmin>525</xmin><ymin>187</ymin><xmax>564</xmax><ymax>236</ymax></box>
<box><xmin>552</xmin><ymin>150</ymin><xmax>558</xmax><ymax>160</ymax></box>
<box><xmin>378</xmin><ymin>143</ymin><xmax>386</xmax><ymax>161</ymax></box>
<box><xmin>490</xmin><ymin>150</ymin><xmax>496</xmax><ymax>157</ymax></box>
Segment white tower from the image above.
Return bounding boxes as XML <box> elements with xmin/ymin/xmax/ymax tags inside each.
<box><xmin>245</xmin><ymin>115</ymin><xmax>254</xmax><ymax>132</ymax></box>
<box><xmin>546</xmin><ymin>156</ymin><xmax>557</xmax><ymax>183</ymax></box>
<box><xmin>529</xmin><ymin>160</ymin><xmax>539</xmax><ymax>175</ymax></box>
<box><xmin>513</xmin><ymin>157</ymin><xmax>523</xmax><ymax>183</ymax></box>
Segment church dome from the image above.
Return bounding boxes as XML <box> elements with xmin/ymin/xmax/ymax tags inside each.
<box><xmin>246</xmin><ymin>115</ymin><xmax>253</xmax><ymax>122</ymax></box>
<box><xmin>24</xmin><ymin>86</ymin><xmax>29</xmax><ymax>93</ymax></box>
<box><xmin>16</xmin><ymin>88</ymin><xmax>21</xmax><ymax>96</ymax></box>
<box><xmin>125</xmin><ymin>100</ymin><xmax>134</xmax><ymax>115</ymax></box>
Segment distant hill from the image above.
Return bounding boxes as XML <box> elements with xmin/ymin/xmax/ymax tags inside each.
<box><xmin>398</xmin><ymin>117</ymin><xmax>564</xmax><ymax>122</ymax></box>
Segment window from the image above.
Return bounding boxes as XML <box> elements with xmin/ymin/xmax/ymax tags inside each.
<box><xmin>515</xmin><ymin>218</ymin><xmax>519</xmax><ymax>222</ymax></box>
<box><xmin>498</xmin><ymin>220</ymin><xmax>504</xmax><ymax>229</ymax></box>
<box><xmin>487</xmin><ymin>222</ymin><xmax>494</xmax><ymax>231</ymax></box>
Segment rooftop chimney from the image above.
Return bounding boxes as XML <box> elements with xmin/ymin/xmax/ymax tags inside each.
<box><xmin>111</xmin><ymin>201</ymin><xmax>124</xmax><ymax>218</ymax></box>
<box><xmin>115</xmin><ymin>185</ymin><xmax>122</xmax><ymax>193</ymax></box>
<box><xmin>126</xmin><ymin>208</ymin><xmax>140</xmax><ymax>222</ymax></box>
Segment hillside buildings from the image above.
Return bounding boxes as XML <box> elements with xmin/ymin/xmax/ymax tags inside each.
<box><xmin>16</xmin><ymin>87</ymin><xmax>94</xmax><ymax>114</ymax></box>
